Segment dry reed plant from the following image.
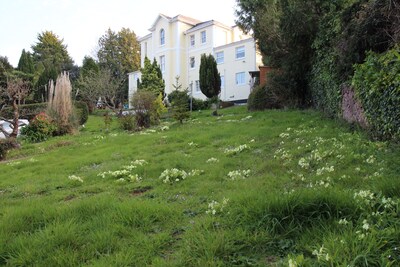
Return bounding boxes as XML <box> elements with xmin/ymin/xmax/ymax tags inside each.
<box><xmin>47</xmin><ymin>72</ymin><xmax>75</xmax><ymax>134</ymax></box>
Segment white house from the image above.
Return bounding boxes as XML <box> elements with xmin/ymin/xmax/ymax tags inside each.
<box><xmin>128</xmin><ymin>14</ymin><xmax>262</xmax><ymax>106</ymax></box>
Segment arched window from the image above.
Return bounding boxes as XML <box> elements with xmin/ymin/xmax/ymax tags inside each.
<box><xmin>160</xmin><ymin>29</ymin><xmax>165</xmax><ymax>45</ymax></box>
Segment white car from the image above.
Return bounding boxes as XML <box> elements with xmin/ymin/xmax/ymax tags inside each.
<box><xmin>0</xmin><ymin>119</ymin><xmax>29</xmax><ymax>139</ymax></box>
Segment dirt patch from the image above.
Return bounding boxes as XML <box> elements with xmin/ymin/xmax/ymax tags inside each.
<box><xmin>64</xmin><ymin>194</ymin><xmax>76</xmax><ymax>201</ymax></box>
<box><xmin>131</xmin><ymin>186</ymin><xmax>153</xmax><ymax>196</ymax></box>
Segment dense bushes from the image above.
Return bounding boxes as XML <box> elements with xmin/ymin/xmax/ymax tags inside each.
<box><xmin>352</xmin><ymin>47</ymin><xmax>400</xmax><ymax>141</ymax></box>
<box><xmin>0</xmin><ymin>103</ymin><xmax>46</xmax><ymax>120</ymax></box>
<box><xmin>20</xmin><ymin>112</ymin><xmax>57</xmax><ymax>143</ymax></box>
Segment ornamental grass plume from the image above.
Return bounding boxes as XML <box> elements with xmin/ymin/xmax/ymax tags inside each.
<box><xmin>47</xmin><ymin>72</ymin><xmax>76</xmax><ymax>134</ymax></box>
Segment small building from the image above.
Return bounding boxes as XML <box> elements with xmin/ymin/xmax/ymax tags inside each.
<box><xmin>128</xmin><ymin>14</ymin><xmax>263</xmax><ymax>107</ymax></box>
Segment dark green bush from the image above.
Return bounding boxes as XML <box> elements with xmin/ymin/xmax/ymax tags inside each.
<box><xmin>0</xmin><ymin>139</ymin><xmax>19</xmax><ymax>160</ymax></box>
<box><xmin>0</xmin><ymin>103</ymin><xmax>47</xmax><ymax>120</ymax></box>
<box><xmin>171</xmin><ymin>91</ymin><xmax>190</xmax><ymax>123</ymax></box>
<box><xmin>20</xmin><ymin>112</ymin><xmax>57</xmax><ymax>143</ymax></box>
<box><xmin>247</xmin><ymin>85</ymin><xmax>268</xmax><ymax>111</ymax></box>
<box><xmin>168</xmin><ymin>90</ymin><xmax>189</xmax><ymax>108</ymax></box>
<box><xmin>352</xmin><ymin>46</ymin><xmax>400</xmax><ymax>141</ymax></box>
<box><xmin>74</xmin><ymin>101</ymin><xmax>89</xmax><ymax>125</ymax></box>
<box><xmin>118</xmin><ymin>113</ymin><xmax>136</xmax><ymax>131</ymax></box>
<box><xmin>191</xmin><ymin>98</ymin><xmax>210</xmax><ymax>111</ymax></box>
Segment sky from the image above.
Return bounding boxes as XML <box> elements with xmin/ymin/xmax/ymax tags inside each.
<box><xmin>0</xmin><ymin>0</ymin><xmax>238</xmax><ymax>67</ymax></box>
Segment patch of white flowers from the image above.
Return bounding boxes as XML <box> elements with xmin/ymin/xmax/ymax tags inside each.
<box><xmin>312</xmin><ymin>245</ymin><xmax>331</xmax><ymax>263</ymax></box>
<box><xmin>68</xmin><ymin>175</ymin><xmax>83</xmax><ymax>183</ymax></box>
<box><xmin>159</xmin><ymin>168</ymin><xmax>203</xmax><ymax>184</ymax></box>
<box><xmin>224</xmin><ymin>144</ymin><xmax>249</xmax><ymax>155</ymax></box>
<box><xmin>97</xmin><ymin>159</ymin><xmax>147</xmax><ymax>182</ymax></box>
<box><xmin>206</xmin><ymin>157</ymin><xmax>219</xmax><ymax>163</ymax></box>
<box><xmin>227</xmin><ymin>169</ymin><xmax>251</xmax><ymax>180</ymax></box>
<box><xmin>206</xmin><ymin>198</ymin><xmax>229</xmax><ymax>215</ymax></box>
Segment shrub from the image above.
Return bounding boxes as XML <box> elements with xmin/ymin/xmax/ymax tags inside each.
<box><xmin>168</xmin><ymin>90</ymin><xmax>189</xmax><ymax>108</ymax></box>
<box><xmin>0</xmin><ymin>138</ymin><xmax>19</xmax><ymax>160</ymax></box>
<box><xmin>247</xmin><ymin>85</ymin><xmax>268</xmax><ymax>111</ymax></box>
<box><xmin>151</xmin><ymin>93</ymin><xmax>167</xmax><ymax>124</ymax></box>
<box><xmin>171</xmin><ymin>91</ymin><xmax>190</xmax><ymax>123</ymax></box>
<box><xmin>131</xmin><ymin>91</ymin><xmax>156</xmax><ymax>129</ymax></box>
<box><xmin>0</xmin><ymin>103</ymin><xmax>47</xmax><ymax>120</ymax></box>
<box><xmin>20</xmin><ymin>112</ymin><xmax>57</xmax><ymax>143</ymax></box>
<box><xmin>118</xmin><ymin>113</ymin><xmax>136</xmax><ymax>131</ymax></box>
<box><xmin>352</xmin><ymin>46</ymin><xmax>400</xmax><ymax>141</ymax></box>
<box><xmin>192</xmin><ymin>98</ymin><xmax>210</xmax><ymax>111</ymax></box>
<box><xmin>74</xmin><ymin>101</ymin><xmax>89</xmax><ymax>125</ymax></box>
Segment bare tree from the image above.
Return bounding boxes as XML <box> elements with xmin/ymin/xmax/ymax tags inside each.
<box><xmin>0</xmin><ymin>78</ymin><xmax>30</xmax><ymax>138</ymax></box>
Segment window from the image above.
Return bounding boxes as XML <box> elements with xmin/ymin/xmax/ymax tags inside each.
<box><xmin>190</xmin><ymin>35</ymin><xmax>195</xmax><ymax>47</ymax></box>
<box><xmin>236</xmin><ymin>72</ymin><xmax>246</xmax><ymax>85</ymax></box>
<box><xmin>160</xmin><ymin>55</ymin><xmax>165</xmax><ymax>72</ymax></box>
<box><xmin>201</xmin><ymin>31</ymin><xmax>206</xmax><ymax>44</ymax></box>
<box><xmin>216</xmin><ymin>51</ymin><xmax>224</xmax><ymax>64</ymax></box>
<box><xmin>220</xmin><ymin>75</ymin><xmax>225</xmax><ymax>89</ymax></box>
<box><xmin>160</xmin><ymin>29</ymin><xmax>165</xmax><ymax>45</ymax></box>
<box><xmin>235</xmin><ymin>46</ymin><xmax>245</xmax><ymax>59</ymax></box>
<box><xmin>189</xmin><ymin>57</ymin><xmax>195</xmax><ymax>69</ymax></box>
<box><xmin>195</xmin><ymin>80</ymin><xmax>200</xmax><ymax>92</ymax></box>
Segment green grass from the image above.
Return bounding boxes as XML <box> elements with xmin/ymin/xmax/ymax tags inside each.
<box><xmin>0</xmin><ymin>106</ymin><xmax>399</xmax><ymax>266</ymax></box>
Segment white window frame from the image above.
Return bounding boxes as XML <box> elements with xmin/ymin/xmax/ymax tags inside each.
<box><xmin>160</xmin><ymin>55</ymin><xmax>165</xmax><ymax>73</ymax></box>
<box><xmin>160</xmin><ymin>29</ymin><xmax>165</xmax><ymax>46</ymax></box>
<box><xmin>216</xmin><ymin>51</ymin><xmax>224</xmax><ymax>64</ymax></box>
<box><xmin>235</xmin><ymin>72</ymin><xmax>246</xmax><ymax>85</ymax></box>
<box><xmin>195</xmin><ymin>80</ymin><xmax>200</xmax><ymax>92</ymax></box>
<box><xmin>189</xmin><ymin>57</ymin><xmax>195</xmax><ymax>69</ymax></box>
<box><xmin>235</xmin><ymin>46</ymin><xmax>245</xmax><ymax>59</ymax></box>
<box><xmin>201</xmin><ymin>31</ymin><xmax>206</xmax><ymax>44</ymax></box>
<box><xmin>190</xmin><ymin>35</ymin><xmax>195</xmax><ymax>47</ymax></box>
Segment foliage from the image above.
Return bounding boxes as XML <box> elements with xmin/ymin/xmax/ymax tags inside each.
<box><xmin>191</xmin><ymin>98</ymin><xmax>210</xmax><ymax>111</ymax></box>
<box><xmin>247</xmin><ymin>85</ymin><xmax>268</xmax><ymax>111</ymax></box>
<box><xmin>131</xmin><ymin>90</ymin><xmax>156</xmax><ymax>129</ymax></box>
<box><xmin>80</xmin><ymin>56</ymin><xmax>99</xmax><ymax>78</ymax></box>
<box><xmin>20</xmin><ymin>112</ymin><xmax>57</xmax><ymax>142</ymax></box>
<box><xmin>74</xmin><ymin>101</ymin><xmax>89</xmax><ymax>125</ymax></box>
<box><xmin>31</xmin><ymin>31</ymin><xmax>74</xmax><ymax>102</ymax></box>
<box><xmin>118</xmin><ymin>113</ymin><xmax>136</xmax><ymax>131</ymax></box>
<box><xmin>76</xmin><ymin>68</ymin><xmax>121</xmax><ymax>110</ymax></box>
<box><xmin>47</xmin><ymin>72</ymin><xmax>77</xmax><ymax>135</ymax></box>
<box><xmin>352</xmin><ymin>46</ymin><xmax>400</xmax><ymax>141</ymax></box>
<box><xmin>0</xmin><ymin>56</ymin><xmax>13</xmax><ymax>90</ymax></box>
<box><xmin>97</xmin><ymin>28</ymin><xmax>141</xmax><ymax>102</ymax></box>
<box><xmin>151</xmin><ymin>93</ymin><xmax>167</xmax><ymax>124</ymax></box>
<box><xmin>137</xmin><ymin>57</ymin><xmax>165</xmax><ymax>95</ymax></box>
<box><xmin>0</xmin><ymin>103</ymin><xmax>47</xmax><ymax>121</ymax></box>
<box><xmin>172</xmin><ymin>92</ymin><xmax>190</xmax><ymax>124</ymax></box>
<box><xmin>17</xmin><ymin>49</ymin><xmax>35</xmax><ymax>74</ymax></box>
<box><xmin>199</xmin><ymin>54</ymin><xmax>221</xmax><ymax>99</ymax></box>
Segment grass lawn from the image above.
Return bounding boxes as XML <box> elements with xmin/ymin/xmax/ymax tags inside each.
<box><xmin>0</xmin><ymin>106</ymin><xmax>399</xmax><ymax>266</ymax></box>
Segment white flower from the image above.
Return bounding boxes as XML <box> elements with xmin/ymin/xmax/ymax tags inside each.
<box><xmin>68</xmin><ymin>175</ymin><xmax>83</xmax><ymax>183</ymax></box>
<box><xmin>206</xmin><ymin>157</ymin><xmax>219</xmax><ymax>163</ymax></box>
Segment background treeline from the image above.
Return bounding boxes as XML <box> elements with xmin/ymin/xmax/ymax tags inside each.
<box><xmin>237</xmin><ymin>0</ymin><xmax>399</xmax><ymax>140</ymax></box>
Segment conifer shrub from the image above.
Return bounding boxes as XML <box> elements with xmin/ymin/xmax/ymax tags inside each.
<box><xmin>74</xmin><ymin>101</ymin><xmax>89</xmax><ymax>125</ymax></box>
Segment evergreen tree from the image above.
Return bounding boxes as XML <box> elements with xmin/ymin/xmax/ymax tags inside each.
<box><xmin>199</xmin><ymin>54</ymin><xmax>221</xmax><ymax>99</ymax></box>
<box><xmin>80</xmin><ymin>56</ymin><xmax>99</xmax><ymax>78</ymax></box>
<box><xmin>137</xmin><ymin>57</ymin><xmax>165</xmax><ymax>95</ymax></box>
<box><xmin>17</xmin><ymin>49</ymin><xmax>34</xmax><ymax>74</ymax></box>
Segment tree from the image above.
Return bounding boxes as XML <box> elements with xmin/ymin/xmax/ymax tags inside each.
<box><xmin>17</xmin><ymin>49</ymin><xmax>35</xmax><ymax>74</ymax></box>
<box><xmin>137</xmin><ymin>57</ymin><xmax>165</xmax><ymax>95</ymax></box>
<box><xmin>31</xmin><ymin>31</ymin><xmax>74</xmax><ymax>102</ymax></box>
<box><xmin>199</xmin><ymin>54</ymin><xmax>221</xmax><ymax>99</ymax></box>
<box><xmin>80</xmin><ymin>56</ymin><xmax>99</xmax><ymax>78</ymax></box>
<box><xmin>77</xmin><ymin>68</ymin><xmax>120</xmax><ymax>111</ymax></box>
<box><xmin>0</xmin><ymin>56</ymin><xmax>13</xmax><ymax>90</ymax></box>
<box><xmin>0</xmin><ymin>78</ymin><xmax>30</xmax><ymax>138</ymax></box>
<box><xmin>97</xmin><ymin>28</ymin><xmax>141</xmax><ymax>102</ymax></box>
<box><xmin>170</xmin><ymin>76</ymin><xmax>190</xmax><ymax>123</ymax></box>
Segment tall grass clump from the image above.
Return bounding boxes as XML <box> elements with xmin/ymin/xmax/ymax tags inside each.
<box><xmin>47</xmin><ymin>72</ymin><xmax>77</xmax><ymax>135</ymax></box>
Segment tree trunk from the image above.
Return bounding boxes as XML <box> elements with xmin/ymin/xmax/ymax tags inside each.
<box><xmin>10</xmin><ymin>98</ymin><xmax>19</xmax><ymax>138</ymax></box>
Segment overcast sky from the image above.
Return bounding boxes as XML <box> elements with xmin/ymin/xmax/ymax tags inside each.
<box><xmin>0</xmin><ymin>0</ymin><xmax>237</xmax><ymax>67</ymax></box>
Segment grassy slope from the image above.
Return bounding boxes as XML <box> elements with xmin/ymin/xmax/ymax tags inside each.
<box><xmin>0</xmin><ymin>106</ymin><xmax>399</xmax><ymax>266</ymax></box>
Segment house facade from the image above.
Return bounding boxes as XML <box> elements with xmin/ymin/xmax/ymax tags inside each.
<box><xmin>128</xmin><ymin>14</ymin><xmax>262</xmax><ymax>106</ymax></box>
